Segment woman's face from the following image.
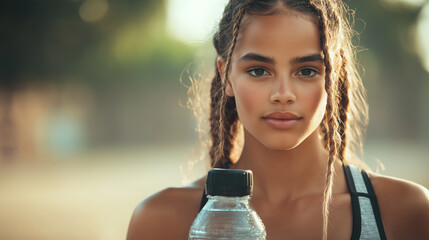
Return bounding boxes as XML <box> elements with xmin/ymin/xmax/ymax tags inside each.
<box><xmin>219</xmin><ymin>12</ymin><xmax>327</xmax><ymax>150</ymax></box>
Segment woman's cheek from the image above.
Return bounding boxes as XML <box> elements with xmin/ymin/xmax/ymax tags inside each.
<box><xmin>308</xmin><ymin>86</ymin><xmax>327</xmax><ymax>119</ymax></box>
<box><xmin>234</xmin><ymin>82</ymin><xmax>263</xmax><ymax>115</ymax></box>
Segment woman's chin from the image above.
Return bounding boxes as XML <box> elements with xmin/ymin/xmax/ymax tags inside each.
<box><xmin>261</xmin><ymin>139</ymin><xmax>302</xmax><ymax>151</ymax></box>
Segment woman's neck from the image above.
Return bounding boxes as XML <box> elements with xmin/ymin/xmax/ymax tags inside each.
<box><xmin>230</xmin><ymin>128</ymin><xmax>335</xmax><ymax>204</ymax></box>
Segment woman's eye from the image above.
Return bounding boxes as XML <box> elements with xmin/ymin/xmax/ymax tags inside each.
<box><xmin>297</xmin><ymin>68</ymin><xmax>318</xmax><ymax>77</ymax></box>
<box><xmin>247</xmin><ymin>68</ymin><xmax>269</xmax><ymax>77</ymax></box>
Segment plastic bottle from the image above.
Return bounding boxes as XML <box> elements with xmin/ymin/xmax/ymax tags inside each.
<box><xmin>189</xmin><ymin>168</ymin><xmax>266</xmax><ymax>239</ymax></box>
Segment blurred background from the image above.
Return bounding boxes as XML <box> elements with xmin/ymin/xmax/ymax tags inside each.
<box><xmin>0</xmin><ymin>0</ymin><xmax>428</xmax><ymax>239</ymax></box>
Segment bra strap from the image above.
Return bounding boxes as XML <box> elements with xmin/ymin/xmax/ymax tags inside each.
<box><xmin>343</xmin><ymin>164</ymin><xmax>387</xmax><ymax>240</ymax></box>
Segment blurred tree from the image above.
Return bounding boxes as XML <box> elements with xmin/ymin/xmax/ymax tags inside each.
<box><xmin>0</xmin><ymin>0</ymin><xmax>197</xmax><ymax>153</ymax></box>
<box><xmin>0</xmin><ymin>0</ymin><xmax>195</xmax><ymax>87</ymax></box>
<box><xmin>346</xmin><ymin>0</ymin><xmax>428</xmax><ymax>141</ymax></box>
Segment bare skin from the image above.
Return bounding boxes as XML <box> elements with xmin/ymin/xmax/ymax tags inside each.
<box><xmin>126</xmin><ymin>165</ymin><xmax>429</xmax><ymax>239</ymax></box>
<box><xmin>127</xmin><ymin>12</ymin><xmax>429</xmax><ymax>240</ymax></box>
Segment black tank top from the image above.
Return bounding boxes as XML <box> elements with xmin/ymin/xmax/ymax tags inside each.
<box><xmin>198</xmin><ymin>165</ymin><xmax>387</xmax><ymax>240</ymax></box>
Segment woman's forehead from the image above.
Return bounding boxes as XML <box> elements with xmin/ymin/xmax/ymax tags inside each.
<box><xmin>234</xmin><ymin>13</ymin><xmax>321</xmax><ymax>60</ymax></box>
<box><xmin>240</xmin><ymin>9</ymin><xmax>318</xmax><ymax>30</ymax></box>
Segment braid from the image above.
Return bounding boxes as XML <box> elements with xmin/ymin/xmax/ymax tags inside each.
<box><xmin>211</xmin><ymin>1</ymin><xmax>250</xmax><ymax>168</ymax></box>
<box><xmin>320</xmin><ymin>117</ymin><xmax>329</xmax><ymax>149</ymax></box>
<box><xmin>338</xmin><ymin>49</ymin><xmax>350</xmax><ymax>161</ymax></box>
<box><xmin>312</xmin><ymin>1</ymin><xmax>341</xmax><ymax>239</ymax></box>
<box><xmin>209</xmin><ymin>70</ymin><xmax>241</xmax><ymax>168</ymax></box>
<box><xmin>209</xmin><ymin>71</ymin><xmax>225</xmax><ymax>167</ymax></box>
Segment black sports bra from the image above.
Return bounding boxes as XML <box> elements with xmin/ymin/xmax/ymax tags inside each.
<box><xmin>198</xmin><ymin>165</ymin><xmax>387</xmax><ymax>240</ymax></box>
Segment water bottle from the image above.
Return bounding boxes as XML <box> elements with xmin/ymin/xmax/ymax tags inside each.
<box><xmin>189</xmin><ymin>168</ymin><xmax>267</xmax><ymax>239</ymax></box>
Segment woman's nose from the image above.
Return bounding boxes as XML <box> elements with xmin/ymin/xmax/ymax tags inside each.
<box><xmin>269</xmin><ymin>76</ymin><xmax>296</xmax><ymax>104</ymax></box>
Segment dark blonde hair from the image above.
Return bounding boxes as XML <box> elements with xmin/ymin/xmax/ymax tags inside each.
<box><xmin>187</xmin><ymin>0</ymin><xmax>369</xmax><ymax>238</ymax></box>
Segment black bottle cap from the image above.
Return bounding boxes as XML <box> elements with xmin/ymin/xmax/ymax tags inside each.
<box><xmin>205</xmin><ymin>168</ymin><xmax>253</xmax><ymax>197</ymax></box>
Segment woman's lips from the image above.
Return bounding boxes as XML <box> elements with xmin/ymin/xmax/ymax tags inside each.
<box><xmin>262</xmin><ymin>112</ymin><xmax>302</xmax><ymax>129</ymax></box>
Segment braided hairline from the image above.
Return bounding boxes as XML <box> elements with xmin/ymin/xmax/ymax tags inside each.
<box><xmin>213</xmin><ymin>1</ymin><xmax>252</xmax><ymax>168</ymax></box>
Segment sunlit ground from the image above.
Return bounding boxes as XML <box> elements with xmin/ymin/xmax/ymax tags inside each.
<box><xmin>0</xmin><ymin>145</ymin><xmax>201</xmax><ymax>240</ymax></box>
<box><xmin>0</xmin><ymin>141</ymin><xmax>427</xmax><ymax>240</ymax></box>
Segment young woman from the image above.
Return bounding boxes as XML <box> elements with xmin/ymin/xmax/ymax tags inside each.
<box><xmin>127</xmin><ymin>0</ymin><xmax>429</xmax><ymax>239</ymax></box>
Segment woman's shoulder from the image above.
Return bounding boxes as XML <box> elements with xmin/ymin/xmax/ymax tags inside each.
<box><xmin>368</xmin><ymin>172</ymin><xmax>429</xmax><ymax>239</ymax></box>
<box><xmin>126</xmin><ymin>176</ymin><xmax>206</xmax><ymax>240</ymax></box>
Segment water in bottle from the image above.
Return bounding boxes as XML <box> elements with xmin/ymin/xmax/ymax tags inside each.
<box><xmin>189</xmin><ymin>168</ymin><xmax>266</xmax><ymax>239</ymax></box>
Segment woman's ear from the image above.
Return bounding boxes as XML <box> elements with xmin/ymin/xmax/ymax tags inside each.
<box><xmin>217</xmin><ymin>57</ymin><xmax>235</xmax><ymax>97</ymax></box>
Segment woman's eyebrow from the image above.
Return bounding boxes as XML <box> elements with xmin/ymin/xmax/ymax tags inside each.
<box><xmin>238</xmin><ymin>53</ymin><xmax>323</xmax><ymax>65</ymax></box>
<box><xmin>291</xmin><ymin>54</ymin><xmax>323</xmax><ymax>64</ymax></box>
<box><xmin>239</xmin><ymin>53</ymin><xmax>275</xmax><ymax>64</ymax></box>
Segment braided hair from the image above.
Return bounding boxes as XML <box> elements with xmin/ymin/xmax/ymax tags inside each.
<box><xmin>189</xmin><ymin>0</ymin><xmax>369</xmax><ymax>238</ymax></box>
